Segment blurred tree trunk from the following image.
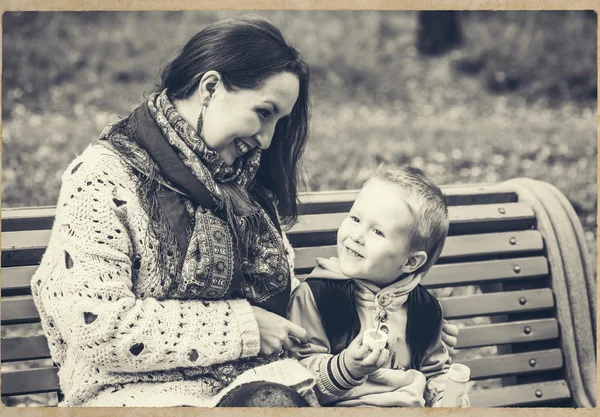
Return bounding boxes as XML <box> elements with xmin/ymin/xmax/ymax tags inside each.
<box><xmin>416</xmin><ymin>11</ymin><xmax>463</xmax><ymax>56</ymax></box>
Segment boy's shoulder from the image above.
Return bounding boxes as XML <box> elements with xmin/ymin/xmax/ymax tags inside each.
<box><xmin>410</xmin><ymin>283</ymin><xmax>440</xmax><ymax>302</ymax></box>
<box><xmin>302</xmin><ymin>277</ymin><xmax>353</xmax><ymax>300</ymax></box>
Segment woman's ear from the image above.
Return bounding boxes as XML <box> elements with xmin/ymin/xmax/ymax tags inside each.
<box><xmin>401</xmin><ymin>251</ymin><xmax>427</xmax><ymax>274</ymax></box>
<box><xmin>197</xmin><ymin>70</ymin><xmax>221</xmax><ymax>102</ymax></box>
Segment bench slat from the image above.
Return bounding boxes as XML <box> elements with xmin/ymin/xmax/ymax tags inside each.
<box><xmin>290</xmin><ymin>202</ymin><xmax>535</xmax><ymax>235</ymax></box>
<box><xmin>297</xmin><ymin>256</ymin><xmax>548</xmax><ymax>288</ymax></box>
<box><xmin>463</xmin><ymin>349</ymin><xmax>563</xmax><ymax>380</ymax></box>
<box><xmin>1</xmin><ymin>203</ymin><xmax>536</xmax><ymax>267</ymax></box>
<box><xmin>424</xmin><ymin>256</ymin><xmax>548</xmax><ymax>288</ymax></box>
<box><xmin>293</xmin><ymin>230</ymin><xmax>543</xmax><ymax>271</ymax></box>
<box><xmin>2</xmin><ymin>296</ymin><xmax>41</xmax><ymax>325</ymax></box>
<box><xmin>469</xmin><ymin>380</ymin><xmax>570</xmax><ymax>407</ymax></box>
<box><xmin>288</xmin><ymin>203</ymin><xmax>535</xmax><ymax>246</ymax></box>
<box><xmin>2</xmin><ymin>257</ymin><xmax>549</xmax><ymax>324</ymax></box>
<box><xmin>2</xmin><ymin>266</ymin><xmax>38</xmax><ymax>294</ymax></box>
<box><xmin>1</xmin><ymin>207</ymin><xmax>56</xmax><ymax>232</ymax></box>
<box><xmin>1</xmin><ymin>185</ymin><xmax>517</xmax><ymax>231</ymax></box>
<box><xmin>2</xmin><ymin>336</ymin><xmax>51</xmax><ymax>362</ymax></box>
<box><xmin>1</xmin><ymin>368</ymin><xmax>59</xmax><ymax>397</ymax></box>
<box><xmin>439</xmin><ymin>289</ymin><xmax>554</xmax><ymax>319</ymax></box>
<box><xmin>455</xmin><ymin>318</ymin><xmax>559</xmax><ymax>349</ymax></box>
<box><xmin>2</xmin><ymin>230</ymin><xmax>51</xmax><ymax>267</ymax></box>
<box><xmin>2</xmin><ymin>307</ymin><xmax>558</xmax><ymax>349</ymax></box>
<box><xmin>1</xmin><ymin>252</ymin><xmax>548</xmax><ymax>299</ymax></box>
<box><xmin>1</xmin><ymin>290</ymin><xmax>556</xmax><ymax>363</ymax></box>
<box><xmin>296</xmin><ymin>184</ymin><xmax>517</xmax><ymax>215</ymax></box>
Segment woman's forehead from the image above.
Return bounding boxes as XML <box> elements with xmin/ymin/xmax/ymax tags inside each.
<box><xmin>248</xmin><ymin>72</ymin><xmax>299</xmax><ymax>114</ymax></box>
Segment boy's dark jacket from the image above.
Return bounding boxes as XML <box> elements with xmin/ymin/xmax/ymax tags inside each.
<box><xmin>305</xmin><ymin>278</ymin><xmax>442</xmax><ymax>369</ymax></box>
<box><xmin>286</xmin><ymin>258</ymin><xmax>450</xmax><ymax>407</ymax></box>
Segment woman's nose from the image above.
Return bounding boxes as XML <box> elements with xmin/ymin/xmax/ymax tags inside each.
<box><xmin>256</xmin><ymin>123</ymin><xmax>275</xmax><ymax>150</ymax></box>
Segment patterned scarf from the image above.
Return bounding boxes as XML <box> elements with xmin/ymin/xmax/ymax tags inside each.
<box><xmin>105</xmin><ymin>90</ymin><xmax>291</xmax><ymax>317</ymax></box>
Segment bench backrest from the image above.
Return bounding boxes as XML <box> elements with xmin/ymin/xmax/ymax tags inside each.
<box><xmin>1</xmin><ymin>183</ymin><xmax>572</xmax><ymax>407</ymax></box>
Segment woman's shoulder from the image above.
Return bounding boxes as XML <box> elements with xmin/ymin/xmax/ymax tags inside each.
<box><xmin>61</xmin><ymin>141</ymin><xmax>134</xmax><ymax>186</ymax></box>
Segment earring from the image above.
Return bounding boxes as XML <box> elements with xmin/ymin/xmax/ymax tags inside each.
<box><xmin>196</xmin><ymin>102</ymin><xmax>207</xmax><ymax>137</ymax></box>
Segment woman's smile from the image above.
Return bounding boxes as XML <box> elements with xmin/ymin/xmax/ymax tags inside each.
<box><xmin>234</xmin><ymin>138</ymin><xmax>252</xmax><ymax>156</ymax></box>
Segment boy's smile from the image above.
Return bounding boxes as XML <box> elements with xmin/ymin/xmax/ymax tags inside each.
<box><xmin>337</xmin><ymin>178</ymin><xmax>420</xmax><ymax>288</ymax></box>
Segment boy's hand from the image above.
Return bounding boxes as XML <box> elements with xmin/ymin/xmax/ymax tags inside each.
<box><xmin>441</xmin><ymin>321</ymin><xmax>459</xmax><ymax>348</ymax></box>
<box><xmin>343</xmin><ymin>331</ymin><xmax>389</xmax><ymax>379</ymax></box>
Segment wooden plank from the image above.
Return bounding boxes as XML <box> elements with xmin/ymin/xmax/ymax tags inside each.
<box><xmin>297</xmin><ymin>183</ymin><xmax>518</xmax><ymax>215</ymax></box>
<box><xmin>1</xmin><ymin>392</ymin><xmax>58</xmax><ymax>407</ymax></box>
<box><xmin>463</xmin><ymin>349</ymin><xmax>563</xmax><ymax>380</ymax></box>
<box><xmin>1</xmin><ymin>367</ymin><xmax>60</xmax><ymax>396</ymax></box>
<box><xmin>448</xmin><ymin>203</ymin><xmax>535</xmax><ymax>235</ymax></box>
<box><xmin>469</xmin><ymin>380</ymin><xmax>570</xmax><ymax>407</ymax></box>
<box><xmin>439</xmin><ymin>289</ymin><xmax>554</xmax><ymax>319</ymax></box>
<box><xmin>1</xmin><ymin>204</ymin><xmax>535</xmax><ymax>265</ymax></box>
<box><xmin>2</xmin><ymin>336</ymin><xmax>51</xmax><ymax>362</ymax></box>
<box><xmin>2</xmin><ymin>278</ymin><xmax>552</xmax><ymax>327</ymax></box>
<box><xmin>1</xmin><ymin>230</ymin><xmax>51</xmax><ymax>267</ymax></box>
<box><xmin>2</xmin><ymin>257</ymin><xmax>549</xmax><ymax>302</ymax></box>
<box><xmin>297</xmin><ymin>257</ymin><xmax>549</xmax><ymax>287</ymax></box>
<box><xmin>455</xmin><ymin>318</ymin><xmax>559</xmax><ymax>349</ymax></box>
<box><xmin>423</xmin><ymin>257</ymin><xmax>549</xmax><ymax>288</ymax></box>
<box><xmin>2</xmin><ymin>266</ymin><xmax>38</xmax><ymax>295</ymax></box>
<box><xmin>288</xmin><ymin>203</ymin><xmax>535</xmax><ymax>246</ymax></box>
<box><xmin>1</xmin><ymin>296</ymin><xmax>41</xmax><ymax>325</ymax></box>
<box><xmin>293</xmin><ymin>230</ymin><xmax>543</xmax><ymax>271</ymax></box>
<box><xmin>0</xmin><ymin>184</ymin><xmax>517</xmax><ymax>231</ymax></box>
<box><xmin>1</xmin><ymin>207</ymin><xmax>56</xmax><ymax>232</ymax></box>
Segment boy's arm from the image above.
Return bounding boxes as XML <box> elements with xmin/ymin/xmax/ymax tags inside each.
<box><xmin>287</xmin><ymin>282</ymin><xmax>365</xmax><ymax>404</ymax></box>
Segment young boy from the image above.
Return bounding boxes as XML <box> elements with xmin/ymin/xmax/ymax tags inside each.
<box><xmin>287</xmin><ymin>166</ymin><xmax>451</xmax><ymax>407</ymax></box>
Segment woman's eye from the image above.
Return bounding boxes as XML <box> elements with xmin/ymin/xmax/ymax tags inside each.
<box><xmin>257</xmin><ymin>109</ymin><xmax>271</xmax><ymax>119</ymax></box>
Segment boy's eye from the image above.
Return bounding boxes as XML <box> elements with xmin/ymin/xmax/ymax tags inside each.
<box><xmin>349</xmin><ymin>215</ymin><xmax>360</xmax><ymax>223</ymax></box>
<box><xmin>373</xmin><ymin>229</ymin><xmax>385</xmax><ymax>237</ymax></box>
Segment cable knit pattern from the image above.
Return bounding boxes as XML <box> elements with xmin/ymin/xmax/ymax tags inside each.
<box><xmin>30</xmin><ymin>143</ymin><xmax>315</xmax><ymax>406</ymax></box>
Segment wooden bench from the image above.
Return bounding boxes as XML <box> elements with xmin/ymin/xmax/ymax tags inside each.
<box><xmin>2</xmin><ymin>179</ymin><xmax>596</xmax><ymax>407</ymax></box>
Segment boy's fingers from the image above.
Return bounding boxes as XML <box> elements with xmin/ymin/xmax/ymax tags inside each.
<box><xmin>443</xmin><ymin>322</ymin><xmax>459</xmax><ymax>337</ymax></box>
<box><xmin>375</xmin><ymin>349</ymin><xmax>389</xmax><ymax>368</ymax></box>
<box><xmin>353</xmin><ymin>344</ymin><xmax>370</xmax><ymax>360</ymax></box>
<box><xmin>363</xmin><ymin>346</ymin><xmax>382</xmax><ymax>365</ymax></box>
<box><xmin>351</xmin><ymin>331</ymin><xmax>366</xmax><ymax>347</ymax></box>
<box><xmin>442</xmin><ymin>333</ymin><xmax>457</xmax><ymax>348</ymax></box>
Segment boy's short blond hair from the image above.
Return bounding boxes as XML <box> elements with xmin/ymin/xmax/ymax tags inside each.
<box><xmin>366</xmin><ymin>165</ymin><xmax>449</xmax><ymax>276</ymax></box>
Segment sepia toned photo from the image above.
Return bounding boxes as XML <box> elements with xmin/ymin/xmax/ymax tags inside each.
<box><xmin>1</xmin><ymin>10</ymin><xmax>596</xmax><ymax>409</ymax></box>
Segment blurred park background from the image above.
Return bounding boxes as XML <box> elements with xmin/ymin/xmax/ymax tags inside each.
<box><xmin>1</xmin><ymin>10</ymin><xmax>597</xmax><ymax>406</ymax></box>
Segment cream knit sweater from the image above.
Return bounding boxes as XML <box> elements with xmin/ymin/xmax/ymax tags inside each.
<box><xmin>31</xmin><ymin>143</ymin><xmax>315</xmax><ymax>407</ymax></box>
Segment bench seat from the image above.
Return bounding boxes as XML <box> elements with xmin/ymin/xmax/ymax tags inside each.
<box><xmin>1</xmin><ymin>181</ymin><xmax>595</xmax><ymax>407</ymax></box>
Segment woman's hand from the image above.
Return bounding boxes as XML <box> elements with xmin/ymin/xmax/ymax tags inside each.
<box><xmin>343</xmin><ymin>331</ymin><xmax>389</xmax><ymax>379</ymax></box>
<box><xmin>441</xmin><ymin>321</ymin><xmax>459</xmax><ymax>348</ymax></box>
<box><xmin>252</xmin><ymin>306</ymin><xmax>309</xmax><ymax>356</ymax></box>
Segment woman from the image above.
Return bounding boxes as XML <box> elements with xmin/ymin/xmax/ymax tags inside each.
<box><xmin>31</xmin><ymin>14</ymin><xmax>459</xmax><ymax>408</ymax></box>
<box><xmin>31</xmin><ymin>15</ymin><xmax>317</xmax><ymax>407</ymax></box>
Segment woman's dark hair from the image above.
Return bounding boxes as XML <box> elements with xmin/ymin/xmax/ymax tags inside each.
<box><xmin>159</xmin><ymin>15</ymin><xmax>310</xmax><ymax>228</ymax></box>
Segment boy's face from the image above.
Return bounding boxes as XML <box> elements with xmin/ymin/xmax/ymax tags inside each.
<box><xmin>337</xmin><ymin>178</ymin><xmax>418</xmax><ymax>287</ymax></box>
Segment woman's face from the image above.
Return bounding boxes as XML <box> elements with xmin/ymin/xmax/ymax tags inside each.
<box><xmin>202</xmin><ymin>72</ymin><xmax>300</xmax><ymax>166</ymax></box>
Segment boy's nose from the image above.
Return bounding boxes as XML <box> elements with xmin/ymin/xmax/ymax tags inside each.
<box><xmin>351</xmin><ymin>228</ymin><xmax>365</xmax><ymax>244</ymax></box>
